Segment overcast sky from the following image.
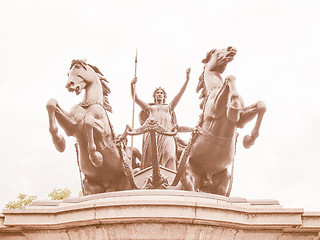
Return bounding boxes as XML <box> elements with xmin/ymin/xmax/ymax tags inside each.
<box><xmin>0</xmin><ymin>0</ymin><xmax>319</xmax><ymax>211</ymax></box>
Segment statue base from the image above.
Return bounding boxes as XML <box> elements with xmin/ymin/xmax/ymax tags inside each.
<box><xmin>1</xmin><ymin>190</ymin><xmax>320</xmax><ymax>239</ymax></box>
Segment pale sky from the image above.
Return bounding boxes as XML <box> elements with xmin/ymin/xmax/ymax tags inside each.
<box><xmin>1</xmin><ymin>0</ymin><xmax>320</xmax><ymax>211</ymax></box>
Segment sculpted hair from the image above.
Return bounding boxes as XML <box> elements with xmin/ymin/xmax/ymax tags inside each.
<box><xmin>197</xmin><ymin>49</ymin><xmax>216</xmax><ymax>110</ymax></box>
<box><xmin>201</xmin><ymin>49</ymin><xmax>216</xmax><ymax>63</ymax></box>
<box><xmin>70</xmin><ymin>59</ymin><xmax>88</xmax><ymax>70</ymax></box>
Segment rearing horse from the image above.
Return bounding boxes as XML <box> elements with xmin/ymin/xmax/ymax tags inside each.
<box><xmin>177</xmin><ymin>47</ymin><xmax>266</xmax><ymax>196</ymax></box>
<box><xmin>46</xmin><ymin>59</ymin><xmax>135</xmax><ymax>195</ymax></box>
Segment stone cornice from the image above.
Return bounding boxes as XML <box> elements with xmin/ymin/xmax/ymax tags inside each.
<box><xmin>1</xmin><ymin>190</ymin><xmax>319</xmax><ymax>239</ymax></box>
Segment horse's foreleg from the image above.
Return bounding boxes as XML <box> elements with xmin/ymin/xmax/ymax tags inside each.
<box><xmin>46</xmin><ymin>99</ymin><xmax>66</xmax><ymax>152</ymax></box>
<box><xmin>225</xmin><ymin>75</ymin><xmax>242</xmax><ymax>122</ymax></box>
<box><xmin>237</xmin><ymin>101</ymin><xmax>266</xmax><ymax>149</ymax></box>
<box><xmin>84</xmin><ymin>116</ymin><xmax>103</xmax><ymax>167</ymax></box>
<box><xmin>54</xmin><ymin>104</ymin><xmax>77</xmax><ymax>137</ymax></box>
<box><xmin>208</xmin><ymin>81</ymin><xmax>229</xmax><ymax>119</ymax></box>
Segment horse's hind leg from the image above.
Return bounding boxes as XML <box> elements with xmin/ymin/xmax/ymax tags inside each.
<box><xmin>200</xmin><ymin>169</ymin><xmax>231</xmax><ymax>196</ymax></box>
<box><xmin>83</xmin><ymin>176</ymin><xmax>105</xmax><ymax>195</ymax></box>
<box><xmin>237</xmin><ymin>101</ymin><xmax>266</xmax><ymax>149</ymax></box>
<box><xmin>46</xmin><ymin>99</ymin><xmax>66</xmax><ymax>152</ymax></box>
<box><xmin>180</xmin><ymin>161</ymin><xmax>201</xmax><ymax>192</ymax></box>
<box><xmin>84</xmin><ymin>115</ymin><xmax>104</xmax><ymax>167</ymax></box>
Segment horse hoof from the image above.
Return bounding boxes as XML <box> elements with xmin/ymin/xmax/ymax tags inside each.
<box><xmin>53</xmin><ymin>135</ymin><xmax>66</xmax><ymax>152</ymax></box>
<box><xmin>90</xmin><ymin>151</ymin><xmax>103</xmax><ymax>167</ymax></box>
<box><xmin>227</xmin><ymin>106</ymin><xmax>240</xmax><ymax>122</ymax></box>
<box><xmin>243</xmin><ymin>135</ymin><xmax>255</xmax><ymax>149</ymax></box>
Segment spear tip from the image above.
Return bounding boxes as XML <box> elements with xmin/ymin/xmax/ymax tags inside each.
<box><xmin>135</xmin><ymin>49</ymin><xmax>138</xmax><ymax>62</ymax></box>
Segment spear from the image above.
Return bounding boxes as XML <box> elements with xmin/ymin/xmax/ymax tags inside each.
<box><xmin>130</xmin><ymin>49</ymin><xmax>138</xmax><ymax>164</ymax></box>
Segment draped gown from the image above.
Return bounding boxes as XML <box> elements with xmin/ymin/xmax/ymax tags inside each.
<box><xmin>139</xmin><ymin>103</ymin><xmax>178</xmax><ymax>171</ymax></box>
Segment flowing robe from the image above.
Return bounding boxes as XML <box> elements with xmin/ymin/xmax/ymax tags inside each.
<box><xmin>139</xmin><ymin>104</ymin><xmax>177</xmax><ymax>171</ymax></box>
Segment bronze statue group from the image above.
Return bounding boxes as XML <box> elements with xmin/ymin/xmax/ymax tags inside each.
<box><xmin>47</xmin><ymin>47</ymin><xmax>266</xmax><ymax>196</ymax></box>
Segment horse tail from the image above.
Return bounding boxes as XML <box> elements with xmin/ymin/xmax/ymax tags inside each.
<box><xmin>171</xmin><ymin>128</ymin><xmax>198</xmax><ymax>186</ymax></box>
<box><xmin>226</xmin><ymin>157</ymin><xmax>234</xmax><ymax>197</ymax></box>
<box><xmin>226</xmin><ymin>133</ymin><xmax>238</xmax><ymax>197</ymax></box>
<box><xmin>172</xmin><ymin>144</ymin><xmax>191</xmax><ymax>186</ymax></box>
<box><xmin>75</xmin><ymin>142</ymin><xmax>85</xmax><ymax>195</ymax></box>
<box><xmin>118</xmin><ymin>146</ymin><xmax>139</xmax><ymax>189</ymax></box>
<box><xmin>197</xmin><ymin>67</ymin><xmax>208</xmax><ymax>110</ymax></box>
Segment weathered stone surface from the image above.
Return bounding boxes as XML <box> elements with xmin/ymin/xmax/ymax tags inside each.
<box><xmin>30</xmin><ymin>200</ymin><xmax>62</xmax><ymax>207</ymax></box>
<box><xmin>1</xmin><ymin>190</ymin><xmax>319</xmax><ymax>239</ymax></box>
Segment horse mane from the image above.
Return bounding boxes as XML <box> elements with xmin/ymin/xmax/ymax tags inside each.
<box><xmin>196</xmin><ymin>68</ymin><xmax>207</xmax><ymax>110</ymax></box>
<box><xmin>70</xmin><ymin>59</ymin><xmax>112</xmax><ymax>113</ymax></box>
<box><xmin>196</xmin><ymin>49</ymin><xmax>216</xmax><ymax>110</ymax></box>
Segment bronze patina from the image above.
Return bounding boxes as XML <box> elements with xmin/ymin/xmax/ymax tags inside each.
<box><xmin>46</xmin><ymin>59</ymin><xmax>136</xmax><ymax>195</ymax></box>
<box><xmin>130</xmin><ymin>68</ymin><xmax>191</xmax><ymax>172</ymax></box>
<box><xmin>175</xmin><ymin>47</ymin><xmax>266</xmax><ymax>196</ymax></box>
<box><xmin>47</xmin><ymin>48</ymin><xmax>266</xmax><ymax>196</ymax></box>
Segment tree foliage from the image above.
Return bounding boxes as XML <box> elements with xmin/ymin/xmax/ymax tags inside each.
<box><xmin>48</xmin><ymin>188</ymin><xmax>71</xmax><ymax>200</ymax></box>
<box><xmin>78</xmin><ymin>190</ymin><xmax>83</xmax><ymax>197</ymax></box>
<box><xmin>6</xmin><ymin>188</ymin><xmax>78</xmax><ymax>209</ymax></box>
<box><xmin>5</xmin><ymin>193</ymin><xmax>37</xmax><ymax>209</ymax></box>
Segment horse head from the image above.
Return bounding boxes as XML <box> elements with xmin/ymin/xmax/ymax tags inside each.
<box><xmin>65</xmin><ymin>59</ymin><xmax>112</xmax><ymax>112</ymax></box>
<box><xmin>65</xmin><ymin>59</ymin><xmax>94</xmax><ymax>95</ymax></box>
<box><xmin>202</xmin><ymin>46</ymin><xmax>237</xmax><ymax>74</ymax></box>
<box><xmin>197</xmin><ymin>47</ymin><xmax>237</xmax><ymax>110</ymax></box>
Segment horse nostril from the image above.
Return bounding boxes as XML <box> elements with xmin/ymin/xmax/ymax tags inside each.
<box><xmin>65</xmin><ymin>81</ymin><xmax>74</xmax><ymax>88</ymax></box>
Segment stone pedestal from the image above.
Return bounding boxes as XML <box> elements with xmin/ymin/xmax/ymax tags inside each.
<box><xmin>1</xmin><ymin>190</ymin><xmax>320</xmax><ymax>239</ymax></box>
